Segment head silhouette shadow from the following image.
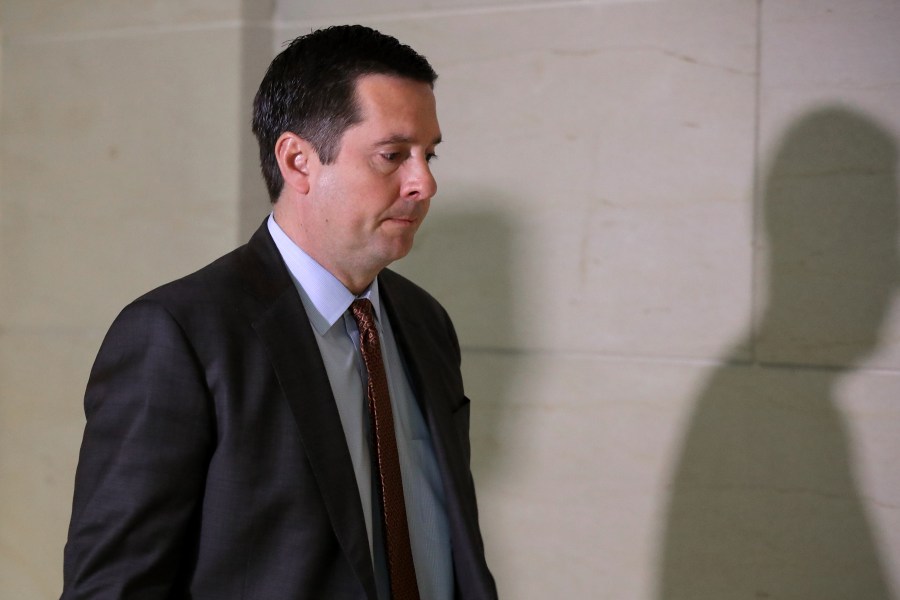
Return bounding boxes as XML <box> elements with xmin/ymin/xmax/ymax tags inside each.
<box><xmin>658</xmin><ymin>106</ymin><xmax>899</xmax><ymax>600</ymax></box>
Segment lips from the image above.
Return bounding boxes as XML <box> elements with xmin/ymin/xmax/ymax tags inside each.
<box><xmin>383</xmin><ymin>214</ymin><xmax>421</xmax><ymax>225</ymax></box>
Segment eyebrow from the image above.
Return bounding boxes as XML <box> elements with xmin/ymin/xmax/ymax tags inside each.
<box><xmin>374</xmin><ymin>134</ymin><xmax>443</xmax><ymax>147</ymax></box>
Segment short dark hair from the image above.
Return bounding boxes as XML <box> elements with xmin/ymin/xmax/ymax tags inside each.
<box><xmin>252</xmin><ymin>25</ymin><xmax>438</xmax><ymax>201</ymax></box>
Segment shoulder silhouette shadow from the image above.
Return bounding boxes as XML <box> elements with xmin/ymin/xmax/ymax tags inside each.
<box><xmin>658</xmin><ymin>107</ymin><xmax>899</xmax><ymax>599</ymax></box>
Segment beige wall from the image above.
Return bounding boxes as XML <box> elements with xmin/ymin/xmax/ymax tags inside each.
<box><xmin>2</xmin><ymin>1</ymin><xmax>899</xmax><ymax>598</ymax></box>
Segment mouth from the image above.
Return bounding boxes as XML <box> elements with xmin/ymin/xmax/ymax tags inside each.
<box><xmin>384</xmin><ymin>215</ymin><xmax>420</xmax><ymax>226</ymax></box>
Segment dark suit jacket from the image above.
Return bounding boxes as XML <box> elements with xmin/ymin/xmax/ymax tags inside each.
<box><xmin>61</xmin><ymin>221</ymin><xmax>497</xmax><ymax>599</ymax></box>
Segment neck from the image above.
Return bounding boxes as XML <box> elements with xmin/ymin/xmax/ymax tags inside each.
<box><xmin>272</xmin><ymin>207</ymin><xmax>378</xmax><ymax>296</ymax></box>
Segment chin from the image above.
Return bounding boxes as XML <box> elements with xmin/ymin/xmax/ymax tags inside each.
<box><xmin>382</xmin><ymin>241</ymin><xmax>415</xmax><ymax>265</ymax></box>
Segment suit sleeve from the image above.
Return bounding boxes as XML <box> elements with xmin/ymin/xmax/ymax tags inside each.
<box><xmin>61</xmin><ymin>299</ymin><xmax>215</xmax><ymax>599</ymax></box>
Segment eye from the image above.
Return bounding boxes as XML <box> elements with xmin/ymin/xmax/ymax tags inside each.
<box><xmin>426</xmin><ymin>152</ymin><xmax>438</xmax><ymax>163</ymax></box>
<box><xmin>380</xmin><ymin>152</ymin><xmax>400</xmax><ymax>162</ymax></box>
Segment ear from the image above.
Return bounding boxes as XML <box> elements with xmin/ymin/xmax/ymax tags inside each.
<box><xmin>274</xmin><ymin>132</ymin><xmax>317</xmax><ymax>195</ymax></box>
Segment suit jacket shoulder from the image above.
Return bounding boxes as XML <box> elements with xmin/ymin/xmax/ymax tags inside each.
<box><xmin>62</xmin><ymin>220</ymin><xmax>498</xmax><ymax>600</ymax></box>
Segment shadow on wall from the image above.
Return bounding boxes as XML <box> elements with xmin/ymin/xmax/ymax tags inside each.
<box><xmin>395</xmin><ymin>189</ymin><xmax>516</xmax><ymax>479</ymax></box>
<box><xmin>658</xmin><ymin>107</ymin><xmax>899</xmax><ymax>599</ymax></box>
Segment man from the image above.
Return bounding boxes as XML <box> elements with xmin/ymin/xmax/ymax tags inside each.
<box><xmin>61</xmin><ymin>25</ymin><xmax>497</xmax><ymax>600</ymax></box>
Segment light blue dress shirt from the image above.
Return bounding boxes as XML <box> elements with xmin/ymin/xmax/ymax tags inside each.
<box><xmin>267</xmin><ymin>215</ymin><xmax>453</xmax><ymax>600</ymax></box>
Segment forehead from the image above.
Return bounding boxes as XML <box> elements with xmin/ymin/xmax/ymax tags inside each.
<box><xmin>350</xmin><ymin>74</ymin><xmax>441</xmax><ymax>141</ymax></box>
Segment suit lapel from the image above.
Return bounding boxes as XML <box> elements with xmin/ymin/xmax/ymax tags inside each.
<box><xmin>241</xmin><ymin>222</ymin><xmax>378</xmax><ymax>599</ymax></box>
<box><xmin>378</xmin><ymin>273</ymin><xmax>479</xmax><ymax>544</ymax></box>
<box><xmin>380</xmin><ymin>271</ymin><xmax>498</xmax><ymax>598</ymax></box>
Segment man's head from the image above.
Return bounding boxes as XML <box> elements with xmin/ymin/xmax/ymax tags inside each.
<box><xmin>258</xmin><ymin>26</ymin><xmax>442</xmax><ymax>293</ymax></box>
<box><xmin>252</xmin><ymin>25</ymin><xmax>438</xmax><ymax>202</ymax></box>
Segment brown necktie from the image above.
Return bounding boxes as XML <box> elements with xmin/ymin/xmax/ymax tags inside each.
<box><xmin>350</xmin><ymin>299</ymin><xmax>420</xmax><ymax>600</ymax></box>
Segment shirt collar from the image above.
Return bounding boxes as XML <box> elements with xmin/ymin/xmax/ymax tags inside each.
<box><xmin>267</xmin><ymin>214</ymin><xmax>382</xmax><ymax>335</ymax></box>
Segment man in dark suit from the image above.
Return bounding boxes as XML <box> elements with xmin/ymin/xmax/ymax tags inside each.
<box><xmin>61</xmin><ymin>25</ymin><xmax>497</xmax><ymax>600</ymax></box>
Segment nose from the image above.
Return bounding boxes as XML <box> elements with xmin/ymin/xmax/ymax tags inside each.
<box><xmin>401</xmin><ymin>156</ymin><xmax>437</xmax><ymax>201</ymax></box>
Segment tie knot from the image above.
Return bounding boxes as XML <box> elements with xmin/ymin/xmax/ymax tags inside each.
<box><xmin>351</xmin><ymin>298</ymin><xmax>376</xmax><ymax>331</ymax></box>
